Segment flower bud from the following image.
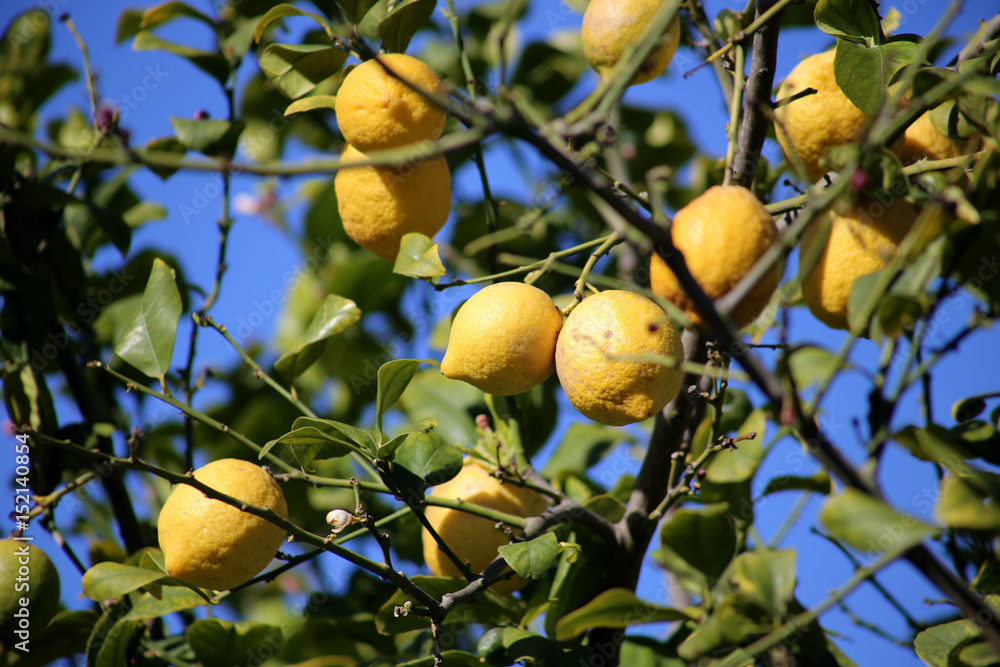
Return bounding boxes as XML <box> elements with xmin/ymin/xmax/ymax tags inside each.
<box><xmin>325</xmin><ymin>509</ymin><xmax>354</xmax><ymax>534</ymax></box>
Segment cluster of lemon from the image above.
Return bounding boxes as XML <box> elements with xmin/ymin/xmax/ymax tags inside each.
<box><xmin>333</xmin><ymin>54</ymin><xmax>451</xmax><ymax>261</ymax></box>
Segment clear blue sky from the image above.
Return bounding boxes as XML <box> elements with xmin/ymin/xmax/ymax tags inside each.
<box><xmin>3</xmin><ymin>0</ymin><xmax>999</xmax><ymax>663</ymax></box>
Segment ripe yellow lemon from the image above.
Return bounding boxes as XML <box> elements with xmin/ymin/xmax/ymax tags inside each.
<box><xmin>334</xmin><ymin>54</ymin><xmax>447</xmax><ymax>152</ymax></box>
<box><xmin>556</xmin><ymin>290</ymin><xmax>684</xmax><ymax>426</ymax></box>
<box><xmin>0</xmin><ymin>540</ymin><xmax>60</xmax><ymax>635</ymax></box>
<box><xmin>775</xmin><ymin>50</ymin><xmax>873</xmax><ymax>183</ymax></box>
<box><xmin>799</xmin><ymin>198</ymin><xmax>917</xmax><ymax>330</ymax></box>
<box><xmin>441</xmin><ymin>282</ymin><xmax>563</xmax><ymax>396</ymax></box>
<box><xmin>650</xmin><ymin>185</ymin><xmax>782</xmax><ymax>330</ymax></box>
<box><xmin>423</xmin><ymin>459</ymin><xmax>548</xmax><ymax>595</ymax></box>
<box><xmin>335</xmin><ymin>143</ymin><xmax>451</xmax><ymax>261</ymax></box>
<box><xmin>157</xmin><ymin>458</ymin><xmax>288</xmax><ymax>590</ymax></box>
<box><xmin>899</xmin><ymin>111</ymin><xmax>968</xmax><ymax>165</ymax></box>
<box><xmin>582</xmin><ymin>0</ymin><xmax>682</xmax><ymax>85</ymax></box>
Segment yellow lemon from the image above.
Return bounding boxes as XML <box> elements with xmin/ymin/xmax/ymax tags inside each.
<box><xmin>650</xmin><ymin>185</ymin><xmax>782</xmax><ymax>330</ymax></box>
<box><xmin>899</xmin><ymin>111</ymin><xmax>970</xmax><ymax>165</ymax></box>
<box><xmin>157</xmin><ymin>458</ymin><xmax>288</xmax><ymax>590</ymax></box>
<box><xmin>775</xmin><ymin>50</ymin><xmax>873</xmax><ymax>183</ymax></box>
<box><xmin>441</xmin><ymin>282</ymin><xmax>563</xmax><ymax>396</ymax></box>
<box><xmin>582</xmin><ymin>0</ymin><xmax>682</xmax><ymax>85</ymax></box>
<box><xmin>0</xmin><ymin>540</ymin><xmax>60</xmax><ymax>635</ymax></box>
<box><xmin>334</xmin><ymin>54</ymin><xmax>447</xmax><ymax>152</ymax></box>
<box><xmin>423</xmin><ymin>460</ymin><xmax>548</xmax><ymax>595</ymax></box>
<box><xmin>556</xmin><ymin>290</ymin><xmax>684</xmax><ymax>426</ymax></box>
<box><xmin>335</xmin><ymin>143</ymin><xmax>451</xmax><ymax>261</ymax></box>
<box><xmin>799</xmin><ymin>198</ymin><xmax>917</xmax><ymax>330</ymax></box>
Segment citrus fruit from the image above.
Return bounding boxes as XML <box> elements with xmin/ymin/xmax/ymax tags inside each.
<box><xmin>423</xmin><ymin>459</ymin><xmax>548</xmax><ymax>595</ymax></box>
<box><xmin>650</xmin><ymin>185</ymin><xmax>782</xmax><ymax>330</ymax></box>
<box><xmin>441</xmin><ymin>282</ymin><xmax>563</xmax><ymax>396</ymax></box>
<box><xmin>335</xmin><ymin>143</ymin><xmax>451</xmax><ymax>261</ymax></box>
<box><xmin>775</xmin><ymin>50</ymin><xmax>874</xmax><ymax>183</ymax></box>
<box><xmin>157</xmin><ymin>458</ymin><xmax>288</xmax><ymax>590</ymax></box>
<box><xmin>0</xmin><ymin>540</ymin><xmax>61</xmax><ymax>638</ymax></box>
<box><xmin>334</xmin><ymin>54</ymin><xmax>447</xmax><ymax>152</ymax></box>
<box><xmin>582</xmin><ymin>0</ymin><xmax>682</xmax><ymax>85</ymax></box>
<box><xmin>799</xmin><ymin>198</ymin><xmax>917</xmax><ymax>330</ymax></box>
<box><xmin>899</xmin><ymin>111</ymin><xmax>968</xmax><ymax>165</ymax></box>
<box><xmin>556</xmin><ymin>290</ymin><xmax>684</xmax><ymax>426</ymax></box>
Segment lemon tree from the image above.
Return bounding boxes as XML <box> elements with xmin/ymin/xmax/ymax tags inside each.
<box><xmin>2</xmin><ymin>0</ymin><xmax>1000</xmax><ymax>665</ymax></box>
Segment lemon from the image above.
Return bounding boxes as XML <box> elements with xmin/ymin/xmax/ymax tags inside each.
<box><xmin>334</xmin><ymin>54</ymin><xmax>447</xmax><ymax>153</ymax></box>
<box><xmin>157</xmin><ymin>458</ymin><xmax>288</xmax><ymax>590</ymax></box>
<box><xmin>650</xmin><ymin>185</ymin><xmax>782</xmax><ymax>330</ymax></box>
<box><xmin>582</xmin><ymin>0</ymin><xmax>682</xmax><ymax>85</ymax></box>
<box><xmin>775</xmin><ymin>50</ymin><xmax>875</xmax><ymax>183</ymax></box>
<box><xmin>799</xmin><ymin>198</ymin><xmax>916</xmax><ymax>330</ymax></box>
<box><xmin>556</xmin><ymin>290</ymin><xmax>684</xmax><ymax>426</ymax></box>
<box><xmin>899</xmin><ymin>111</ymin><xmax>968</xmax><ymax>165</ymax></box>
<box><xmin>441</xmin><ymin>282</ymin><xmax>563</xmax><ymax>396</ymax></box>
<box><xmin>335</xmin><ymin>143</ymin><xmax>451</xmax><ymax>261</ymax></box>
<box><xmin>0</xmin><ymin>540</ymin><xmax>61</xmax><ymax>637</ymax></box>
<box><xmin>423</xmin><ymin>459</ymin><xmax>548</xmax><ymax>595</ymax></box>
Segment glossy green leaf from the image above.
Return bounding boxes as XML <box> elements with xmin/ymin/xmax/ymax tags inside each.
<box><xmin>707</xmin><ymin>408</ymin><xmax>766</xmax><ymax>483</ymax></box>
<box><xmin>260</xmin><ymin>426</ymin><xmax>368</xmax><ymax>468</ymax></box>
<box><xmin>761</xmin><ymin>471</ymin><xmax>833</xmax><ymax>497</ymax></box>
<box><xmin>82</xmin><ymin>562</ymin><xmax>167</xmax><ymax>601</ymax></box>
<box><xmin>114</xmin><ymin>258</ymin><xmax>182</xmax><ymax>381</ymax></box>
<box><xmin>336</xmin><ymin>0</ymin><xmax>383</xmax><ymax>24</ymax></box>
<box><xmin>376</xmin><ymin>358</ymin><xmax>434</xmax><ymax>440</ymax></box>
<box><xmin>140</xmin><ymin>1</ymin><xmax>215</xmax><ymax>30</ymax></box>
<box><xmin>732</xmin><ymin>549</ymin><xmax>797</xmax><ymax>617</ymax></box>
<box><xmin>290</xmin><ymin>415</ymin><xmax>376</xmax><ymax>453</ymax></box>
<box><xmin>390</xmin><ymin>431</ymin><xmax>462</xmax><ymax>494</ymax></box>
<box><xmin>554</xmin><ymin>588</ymin><xmax>692</xmax><ymax>641</ymax></box>
<box><xmin>498</xmin><ymin>532</ymin><xmax>558</xmax><ymax>580</ymax></box>
<box><xmin>814</xmin><ymin>0</ymin><xmax>881</xmax><ymax>45</ymax></box>
<box><xmin>835</xmin><ymin>39</ymin><xmax>921</xmax><ymax>116</ymax></box>
<box><xmin>186</xmin><ymin>619</ymin><xmax>284</xmax><ymax>666</ymax></box>
<box><xmin>259</xmin><ymin>43</ymin><xmax>346</xmax><ymax>99</ymax></box>
<box><xmin>253</xmin><ymin>4</ymin><xmax>335</xmax><ymax>42</ymax></box>
<box><xmin>377</xmin><ymin>0</ymin><xmax>437</xmax><ymax>53</ymax></box>
<box><xmin>936</xmin><ymin>474</ymin><xmax>1000</xmax><ymax>531</ymax></box>
<box><xmin>915</xmin><ymin>618</ymin><xmax>988</xmax><ymax>667</ymax></box>
<box><xmin>374</xmin><ymin>576</ymin><xmax>521</xmax><ymax>634</ymax></box>
<box><xmin>274</xmin><ymin>294</ymin><xmax>362</xmax><ymax>381</ymax></box>
<box><xmin>820</xmin><ymin>488</ymin><xmax>935</xmax><ymax>553</ymax></box>
<box><xmin>121</xmin><ymin>587</ymin><xmax>206</xmax><ymax>620</ymax></box>
<box><xmin>394</xmin><ymin>232</ymin><xmax>447</xmax><ymax>278</ymax></box>
<box><xmin>132</xmin><ymin>31</ymin><xmax>229</xmax><ymax>84</ymax></box>
<box><xmin>542</xmin><ymin>422</ymin><xmax>633</xmax><ymax>478</ymax></box>
<box><xmin>284</xmin><ymin>94</ymin><xmax>338</xmax><ymax>116</ymax></box>
<box><xmin>656</xmin><ymin>503</ymin><xmax>737</xmax><ymax>586</ymax></box>
<box><xmin>169</xmin><ymin>117</ymin><xmax>246</xmax><ymax>157</ymax></box>
<box><xmin>376</xmin><ymin>417</ymin><xmax>437</xmax><ymax>459</ymax></box>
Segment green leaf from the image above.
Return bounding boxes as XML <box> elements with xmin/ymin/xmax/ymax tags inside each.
<box><xmin>259</xmin><ymin>43</ymin><xmax>346</xmax><ymax>99</ymax></box>
<box><xmin>289</xmin><ymin>415</ymin><xmax>376</xmax><ymax>453</ymax></box>
<box><xmin>936</xmin><ymin>474</ymin><xmax>1000</xmax><ymax>531</ymax></box>
<box><xmin>498</xmin><ymin>532</ymin><xmax>558</xmax><ymax>580</ymax></box>
<box><xmin>954</xmin><ymin>396</ymin><xmax>989</xmax><ymax>423</ymax></box>
<box><xmin>835</xmin><ymin>39</ymin><xmax>922</xmax><ymax>116</ymax></box>
<box><xmin>121</xmin><ymin>587</ymin><xmax>206</xmax><ymax>620</ymax></box>
<box><xmin>114</xmin><ymin>258</ymin><xmax>182</xmax><ymax>381</ymax></box>
<box><xmin>820</xmin><ymin>488</ymin><xmax>936</xmax><ymax>553</ymax></box>
<box><xmin>390</xmin><ymin>431</ymin><xmax>462</xmax><ymax>494</ymax></box>
<box><xmin>284</xmin><ymin>94</ymin><xmax>338</xmax><ymax>116</ymax></box>
<box><xmin>254</xmin><ymin>4</ymin><xmax>335</xmax><ymax>42</ymax></box>
<box><xmin>761</xmin><ymin>471</ymin><xmax>833</xmax><ymax>497</ymax></box>
<box><xmin>132</xmin><ymin>31</ymin><xmax>229</xmax><ymax>84</ymax></box>
<box><xmin>783</xmin><ymin>344</ymin><xmax>848</xmax><ymax>390</ymax></box>
<box><xmin>274</xmin><ymin>294</ymin><xmax>362</xmax><ymax>381</ymax></box>
<box><xmin>115</xmin><ymin>9</ymin><xmax>145</xmax><ymax>44</ymax></box>
<box><xmin>399</xmin><ymin>369</ymin><xmax>481</xmax><ymax>445</ymax></box>
<box><xmin>260</xmin><ymin>426</ymin><xmax>369</xmax><ymax>468</ymax></box>
<box><xmin>732</xmin><ymin>549</ymin><xmax>797</xmax><ymax>617</ymax></box>
<box><xmin>814</xmin><ymin>0</ymin><xmax>881</xmax><ymax>45</ymax></box>
<box><xmin>140</xmin><ymin>1</ymin><xmax>215</xmax><ymax>30</ymax></box>
<box><xmin>542</xmin><ymin>422</ymin><xmax>633</xmax><ymax>479</ymax></box>
<box><xmin>1</xmin><ymin>10</ymin><xmax>51</xmax><ymax>63</ymax></box>
<box><xmin>376</xmin><ymin>417</ymin><xmax>437</xmax><ymax>459</ymax></box>
<box><xmin>81</xmin><ymin>562</ymin><xmax>167</xmax><ymax>601</ymax></box>
<box><xmin>376</xmin><ymin>358</ymin><xmax>434</xmax><ymax>441</ymax></box>
<box><xmin>374</xmin><ymin>576</ymin><xmax>521</xmax><ymax>634</ymax></box>
<box><xmin>394</xmin><ymin>232</ymin><xmax>447</xmax><ymax>278</ymax></box>
<box><xmin>554</xmin><ymin>588</ymin><xmax>692</xmax><ymax>641</ymax></box>
<box><xmin>376</xmin><ymin>0</ymin><xmax>437</xmax><ymax>53</ymax></box>
<box><xmin>13</xmin><ymin>610</ymin><xmax>99</xmax><ymax>667</ymax></box>
<box><xmin>707</xmin><ymin>409</ymin><xmax>766</xmax><ymax>484</ymax></box>
<box><xmin>510</xmin><ymin>40</ymin><xmax>586</xmax><ymax>107</ymax></box>
<box><xmin>336</xmin><ymin>0</ymin><xmax>383</xmax><ymax>24</ymax></box>
<box><xmin>137</xmin><ymin>136</ymin><xmax>187</xmax><ymax>180</ymax></box>
<box><xmin>93</xmin><ymin>618</ymin><xmax>139</xmax><ymax>667</ymax></box>
<box><xmin>915</xmin><ymin>618</ymin><xmax>989</xmax><ymax>667</ymax></box>
<box><xmin>169</xmin><ymin>117</ymin><xmax>246</xmax><ymax>157</ymax></box>
<box><xmin>186</xmin><ymin>619</ymin><xmax>284</xmax><ymax>666</ymax></box>
<box><xmin>656</xmin><ymin>503</ymin><xmax>737</xmax><ymax>587</ymax></box>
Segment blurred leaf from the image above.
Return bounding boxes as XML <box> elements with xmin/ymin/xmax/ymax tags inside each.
<box><xmin>400</xmin><ymin>369</ymin><xmax>482</xmax><ymax>444</ymax></box>
<box><xmin>132</xmin><ymin>31</ymin><xmax>229</xmax><ymax>84</ymax></box>
<box><xmin>717</xmin><ymin>388</ymin><xmax>753</xmax><ymax>434</ymax></box>
<box><xmin>259</xmin><ymin>43</ymin><xmax>346</xmax><ymax>99</ymax></box>
<box><xmin>284</xmin><ymin>94</ymin><xmax>338</xmax><ymax>116</ymax></box>
<box><xmin>542</xmin><ymin>422</ymin><xmax>633</xmax><ymax>478</ymax></box>
<box><xmin>915</xmin><ymin>617</ymin><xmax>991</xmax><ymax>667</ymax></box>
<box><xmin>82</xmin><ymin>563</ymin><xmax>166</xmax><ymax>601</ymax></box>
<box><xmin>10</xmin><ymin>610</ymin><xmax>99</xmax><ymax>667</ymax></box>
<box><xmin>814</xmin><ymin>0</ymin><xmax>881</xmax><ymax>45</ymax></box>
<box><xmin>1</xmin><ymin>10</ymin><xmax>51</xmax><ymax>63</ymax></box>
<box><xmin>820</xmin><ymin>488</ymin><xmax>935</xmax><ymax>553</ymax></box>
<box><xmin>498</xmin><ymin>532</ymin><xmax>558</xmax><ymax>580</ymax></box>
<box><xmin>115</xmin><ymin>9</ymin><xmax>145</xmax><ymax>43</ymax></box>
<box><xmin>336</xmin><ymin>0</ymin><xmax>383</xmax><ymax>24</ymax></box>
<box><xmin>554</xmin><ymin>588</ymin><xmax>692</xmax><ymax>641</ymax></box>
<box><xmin>954</xmin><ymin>396</ymin><xmax>989</xmax><ymax>423</ymax></box>
<box><xmin>835</xmin><ymin>39</ymin><xmax>921</xmax><ymax>115</ymax></box>
<box><xmin>375</xmin><ymin>576</ymin><xmax>521</xmax><ymax>634</ymax></box>
<box><xmin>732</xmin><ymin>549</ymin><xmax>797</xmax><ymax>617</ymax></box>
<box><xmin>91</xmin><ymin>617</ymin><xmax>139</xmax><ymax>667</ymax></box>
<box><xmin>394</xmin><ymin>233</ymin><xmax>446</xmax><ymax>278</ymax></box>
<box><xmin>706</xmin><ymin>409</ymin><xmax>766</xmax><ymax>484</ymax></box>
<box><xmin>140</xmin><ymin>2</ymin><xmax>215</xmax><ymax>30</ymax></box>
<box><xmin>510</xmin><ymin>39</ymin><xmax>584</xmax><ymax>107</ymax></box>
<box><xmin>377</xmin><ymin>0</ymin><xmax>437</xmax><ymax>53</ymax></box>
<box><xmin>121</xmin><ymin>587</ymin><xmax>206</xmax><ymax>620</ymax></box>
<box><xmin>275</xmin><ymin>294</ymin><xmax>362</xmax><ymax>381</ymax></box>
<box><xmin>936</xmin><ymin>474</ymin><xmax>1000</xmax><ymax>531</ymax></box>
<box><xmin>137</xmin><ymin>136</ymin><xmax>187</xmax><ymax>180</ymax></box>
<box><xmin>253</xmin><ymin>4</ymin><xmax>335</xmax><ymax>42</ymax></box>
<box><xmin>783</xmin><ymin>344</ymin><xmax>848</xmax><ymax>390</ymax></box>
<box><xmin>114</xmin><ymin>258</ymin><xmax>182</xmax><ymax>381</ymax></box>
<box><xmin>169</xmin><ymin>117</ymin><xmax>247</xmax><ymax>157</ymax></box>
<box><xmin>656</xmin><ymin>503</ymin><xmax>737</xmax><ymax>587</ymax></box>
<box><xmin>376</xmin><ymin>359</ymin><xmax>435</xmax><ymax>441</ymax></box>
<box><xmin>186</xmin><ymin>619</ymin><xmax>284</xmax><ymax>666</ymax></box>
<box><xmin>761</xmin><ymin>471</ymin><xmax>833</xmax><ymax>497</ymax></box>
